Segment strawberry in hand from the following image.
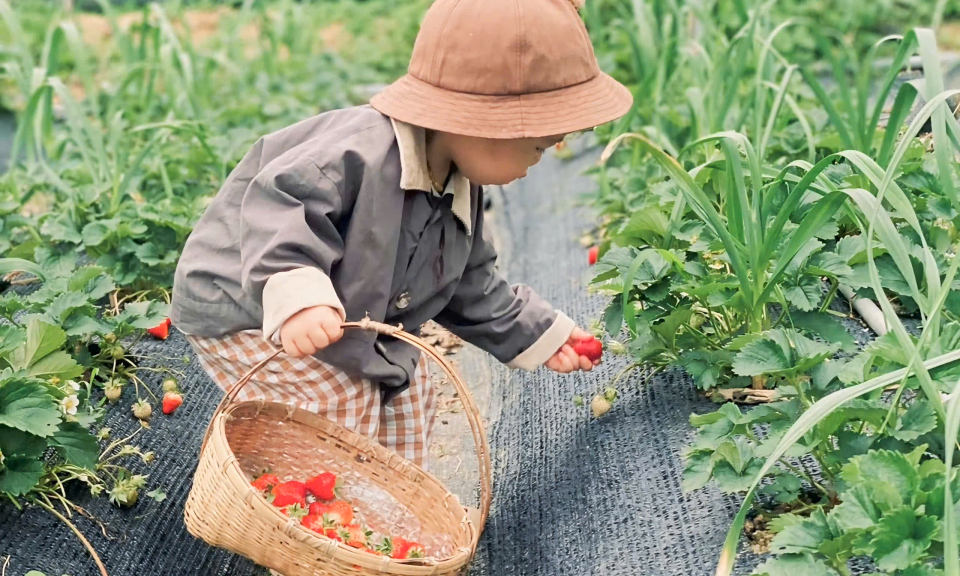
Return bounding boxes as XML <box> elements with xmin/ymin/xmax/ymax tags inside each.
<box><xmin>545</xmin><ymin>327</ymin><xmax>602</xmax><ymax>374</ymax></box>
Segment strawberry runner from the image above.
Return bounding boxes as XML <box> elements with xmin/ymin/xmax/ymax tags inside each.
<box><xmin>186</xmin><ymin>329</ymin><xmax>438</xmax><ymax>467</ymax></box>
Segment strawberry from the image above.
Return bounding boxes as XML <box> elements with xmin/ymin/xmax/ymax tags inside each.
<box><xmin>305</xmin><ymin>472</ymin><xmax>338</xmax><ymax>501</ymax></box>
<box><xmin>251</xmin><ymin>473</ymin><xmax>280</xmax><ymax>492</ymax></box>
<box><xmin>162</xmin><ymin>391</ymin><xmax>183</xmax><ymax>415</ymax></box>
<box><xmin>271</xmin><ymin>481</ymin><xmax>307</xmax><ymax>508</ymax></box>
<box><xmin>325</xmin><ymin>528</ymin><xmax>342</xmax><ymax>542</ymax></box>
<box><xmin>588</xmin><ymin>246</ymin><xmax>599</xmax><ymax>266</ymax></box>
<box><xmin>132</xmin><ymin>400</ymin><xmax>152</xmax><ymax>421</ymax></box>
<box><xmin>573</xmin><ymin>336</ymin><xmax>603</xmax><ymax>362</ymax></box>
<box><xmin>147</xmin><ymin>318</ymin><xmax>172</xmax><ymax>340</ymax></box>
<box><xmin>324</xmin><ymin>500</ymin><xmax>353</xmax><ymax>526</ymax></box>
<box><xmin>339</xmin><ymin>524</ymin><xmax>369</xmax><ymax>549</ymax></box>
<box><xmin>377</xmin><ymin>536</ymin><xmax>396</xmax><ymax>557</ymax></box>
<box><xmin>301</xmin><ymin>514</ymin><xmax>325</xmax><ymax>533</ymax></box>
<box><xmin>308</xmin><ymin>502</ymin><xmax>329</xmax><ymax>517</ymax></box>
<box><xmin>285</xmin><ymin>503</ymin><xmax>309</xmax><ymax>521</ymax></box>
<box><xmin>393</xmin><ymin>539</ymin><xmax>426</xmax><ymax>559</ymax></box>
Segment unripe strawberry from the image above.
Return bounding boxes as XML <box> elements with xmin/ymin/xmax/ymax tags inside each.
<box><xmin>161</xmin><ymin>378</ymin><xmax>178</xmax><ymax>393</ymax></box>
<box><xmin>132</xmin><ymin>400</ymin><xmax>152</xmax><ymax>421</ymax></box>
<box><xmin>104</xmin><ymin>381</ymin><xmax>123</xmax><ymax>403</ymax></box>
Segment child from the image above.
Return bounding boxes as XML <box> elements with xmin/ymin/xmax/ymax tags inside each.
<box><xmin>171</xmin><ymin>0</ymin><xmax>632</xmax><ymax>468</ymax></box>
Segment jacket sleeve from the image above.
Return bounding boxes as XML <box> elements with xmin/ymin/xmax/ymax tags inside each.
<box><xmin>434</xmin><ymin>191</ymin><xmax>575</xmax><ymax>370</ymax></box>
<box><xmin>239</xmin><ymin>153</ymin><xmax>347</xmax><ymax>341</ymax></box>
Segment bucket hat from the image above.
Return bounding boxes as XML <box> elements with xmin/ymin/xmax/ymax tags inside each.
<box><xmin>370</xmin><ymin>0</ymin><xmax>633</xmax><ymax>139</ymax></box>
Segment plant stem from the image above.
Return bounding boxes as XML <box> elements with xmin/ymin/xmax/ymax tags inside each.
<box><xmin>819</xmin><ymin>278</ymin><xmax>840</xmax><ymax>313</ymax></box>
<box><xmin>780</xmin><ymin>460</ymin><xmax>831</xmax><ymax>497</ymax></box>
<box><xmin>33</xmin><ymin>497</ymin><xmax>109</xmax><ymax>576</ymax></box>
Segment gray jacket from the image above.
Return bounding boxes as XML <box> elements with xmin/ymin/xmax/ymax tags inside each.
<box><xmin>172</xmin><ymin>106</ymin><xmax>573</xmax><ymax>399</ymax></box>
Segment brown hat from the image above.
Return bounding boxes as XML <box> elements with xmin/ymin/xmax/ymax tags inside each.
<box><xmin>370</xmin><ymin>0</ymin><xmax>633</xmax><ymax>139</ymax></box>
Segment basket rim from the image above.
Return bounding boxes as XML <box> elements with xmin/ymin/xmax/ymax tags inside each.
<box><xmin>213</xmin><ymin>398</ymin><xmax>480</xmax><ymax>571</ymax></box>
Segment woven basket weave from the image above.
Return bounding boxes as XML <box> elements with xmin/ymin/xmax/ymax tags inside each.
<box><xmin>184</xmin><ymin>318</ymin><xmax>492</xmax><ymax>576</ymax></box>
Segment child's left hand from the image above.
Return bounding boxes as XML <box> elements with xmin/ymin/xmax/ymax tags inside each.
<box><xmin>545</xmin><ymin>327</ymin><xmax>602</xmax><ymax>374</ymax></box>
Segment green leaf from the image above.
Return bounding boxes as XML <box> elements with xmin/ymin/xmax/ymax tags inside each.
<box><xmin>147</xmin><ymin>488</ymin><xmax>167</xmax><ymax>503</ymax></box>
<box><xmin>840</xmin><ymin>450</ymin><xmax>921</xmax><ymax>512</ymax></box>
<box><xmin>679</xmin><ymin>350</ymin><xmax>729</xmax><ymax>390</ymax></box>
<box><xmin>0</xmin><ymin>456</ymin><xmax>45</xmax><ymax>496</ymax></box>
<box><xmin>892</xmin><ymin>400</ymin><xmax>938</xmax><ymax>442</ymax></box>
<box><xmin>783</xmin><ymin>276</ymin><xmax>823</xmax><ymax>312</ymax></box>
<box><xmin>733</xmin><ymin>337</ymin><xmax>790</xmax><ymax>376</ymax></box>
<box><xmin>682</xmin><ymin>451</ymin><xmax>716</xmax><ymax>493</ymax></box>
<box><xmin>0</xmin><ymin>378</ymin><xmax>61</xmax><ymax>437</ymax></box>
<box><xmin>789</xmin><ymin>311</ymin><xmax>857</xmax><ymax>352</ymax></box>
<box><xmin>830</xmin><ymin>485</ymin><xmax>881</xmax><ymax>531</ymax></box>
<box><xmin>715</xmin><ymin>436</ymin><xmax>754</xmax><ymax>475</ymax></box>
<box><xmin>0</xmin><ymin>426</ymin><xmax>47</xmax><ymax>459</ymax></box>
<box><xmin>753</xmin><ymin>553</ymin><xmax>840</xmax><ymax>576</ymax></box>
<box><xmin>115</xmin><ymin>300</ymin><xmax>169</xmax><ymax>329</ymax></box>
<box><xmin>0</xmin><ymin>325</ymin><xmax>26</xmax><ymax>359</ymax></box>
<box><xmin>865</xmin><ymin>508</ymin><xmax>938</xmax><ymax>571</ymax></box>
<box><xmin>40</xmin><ymin>214</ymin><xmax>82</xmax><ymax>244</ymax></box>
<box><xmin>618</xmin><ymin>208</ymin><xmax>670</xmax><ymax>245</ymax></box>
<box><xmin>712</xmin><ymin>457</ymin><xmax>764</xmax><ymax>493</ymax></box>
<box><xmin>759</xmin><ymin>473</ymin><xmax>802</xmax><ymax>505</ymax></box>
<box><xmin>652</xmin><ymin>308</ymin><xmax>694</xmax><ymax>350</ymax></box>
<box><xmin>769</xmin><ymin>508</ymin><xmax>832</xmax><ymax>555</ymax></box>
<box><xmin>7</xmin><ymin>318</ymin><xmax>66</xmax><ymax>371</ymax></box>
<box><xmin>49</xmin><ymin>421</ymin><xmax>99</xmax><ymax>470</ymax></box>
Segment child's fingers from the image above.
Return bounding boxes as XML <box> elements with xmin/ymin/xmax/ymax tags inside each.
<box><xmin>281</xmin><ymin>336</ymin><xmax>302</xmax><ymax>358</ymax></box>
<box><xmin>579</xmin><ymin>355</ymin><xmax>593</xmax><ymax>371</ymax></box>
<box><xmin>294</xmin><ymin>335</ymin><xmax>317</xmax><ymax>357</ymax></box>
<box><xmin>307</xmin><ymin>327</ymin><xmax>330</xmax><ymax>350</ymax></box>
<box><xmin>321</xmin><ymin>318</ymin><xmax>344</xmax><ymax>344</ymax></box>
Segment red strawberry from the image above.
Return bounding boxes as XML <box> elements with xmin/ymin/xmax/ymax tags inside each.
<box><xmin>324</xmin><ymin>500</ymin><xmax>353</xmax><ymax>526</ymax></box>
<box><xmin>393</xmin><ymin>539</ymin><xmax>426</xmax><ymax>559</ymax></box>
<box><xmin>162</xmin><ymin>391</ymin><xmax>183</xmax><ymax>415</ymax></box>
<box><xmin>306</xmin><ymin>472</ymin><xmax>338</xmax><ymax>501</ymax></box>
<box><xmin>301</xmin><ymin>514</ymin><xmax>325</xmax><ymax>533</ymax></box>
<box><xmin>339</xmin><ymin>524</ymin><xmax>368</xmax><ymax>548</ymax></box>
<box><xmin>251</xmin><ymin>473</ymin><xmax>280</xmax><ymax>492</ymax></box>
<box><xmin>147</xmin><ymin>318</ymin><xmax>172</xmax><ymax>340</ymax></box>
<box><xmin>573</xmin><ymin>336</ymin><xmax>603</xmax><ymax>362</ymax></box>
<box><xmin>588</xmin><ymin>246</ymin><xmax>599</xmax><ymax>266</ymax></box>
<box><xmin>271</xmin><ymin>481</ymin><xmax>307</xmax><ymax>508</ymax></box>
<box><xmin>308</xmin><ymin>502</ymin><xmax>329</xmax><ymax>517</ymax></box>
<box><xmin>325</xmin><ymin>528</ymin><xmax>342</xmax><ymax>542</ymax></box>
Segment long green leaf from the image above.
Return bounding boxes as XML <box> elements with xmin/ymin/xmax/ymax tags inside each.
<box><xmin>0</xmin><ymin>258</ymin><xmax>46</xmax><ymax>281</ymax></box>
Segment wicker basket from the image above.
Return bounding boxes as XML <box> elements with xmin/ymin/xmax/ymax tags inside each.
<box><xmin>184</xmin><ymin>318</ymin><xmax>492</xmax><ymax>576</ymax></box>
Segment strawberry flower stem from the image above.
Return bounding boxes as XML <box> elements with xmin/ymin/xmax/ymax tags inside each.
<box><xmin>33</xmin><ymin>497</ymin><xmax>108</xmax><ymax>576</ymax></box>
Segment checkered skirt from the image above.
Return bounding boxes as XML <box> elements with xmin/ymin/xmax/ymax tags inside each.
<box><xmin>186</xmin><ymin>329</ymin><xmax>437</xmax><ymax>467</ymax></box>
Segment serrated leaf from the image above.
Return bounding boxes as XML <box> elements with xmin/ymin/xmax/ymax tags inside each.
<box><xmin>785</xmin><ymin>238</ymin><xmax>825</xmax><ymax>277</ymax></box>
<box><xmin>678</xmin><ymin>350</ymin><xmax>729</xmax><ymax>390</ymax></box>
<box><xmin>115</xmin><ymin>301</ymin><xmax>169</xmax><ymax>329</ymax></box>
<box><xmin>49</xmin><ymin>421</ymin><xmax>99</xmax><ymax>470</ymax></box>
<box><xmin>733</xmin><ymin>337</ymin><xmax>790</xmax><ymax>376</ymax></box>
<box><xmin>759</xmin><ymin>473</ymin><xmax>802</xmax><ymax>504</ymax></box>
<box><xmin>7</xmin><ymin>318</ymin><xmax>66</xmax><ymax>371</ymax></box>
<box><xmin>47</xmin><ymin>291</ymin><xmax>92</xmax><ymax>323</ymax></box>
<box><xmin>0</xmin><ymin>325</ymin><xmax>25</xmax><ymax>359</ymax></box>
<box><xmin>0</xmin><ymin>379</ymin><xmax>61</xmax><ymax>437</ymax></box>
<box><xmin>830</xmin><ymin>485</ymin><xmax>881</xmax><ymax>531</ymax></box>
<box><xmin>790</xmin><ymin>311</ymin><xmax>857</xmax><ymax>352</ymax></box>
<box><xmin>40</xmin><ymin>215</ymin><xmax>82</xmax><ymax>244</ymax></box>
<box><xmin>783</xmin><ymin>276</ymin><xmax>823</xmax><ymax>311</ymax></box>
<box><xmin>753</xmin><ymin>553</ymin><xmax>840</xmax><ymax>576</ymax></box>
<box><xmin>807</xmin><ymin>251</ymin><xmax>854</xmax><ymax>279</ymax></box>
<box><xmin>682</xmin><ymin>451</ymin><xmax>716</xmax><ymax>493</ymax></box>
<box><xmin>0</xmin><ymin>456</ymin><xmax>45</xmax><ymax>496</ymax></box>
<box><xmin>26</xmin><ymin>351</ymin><xmax>83</xmax><ymax>380</ymax></box>
<box><xmin>712</xmin><ymin>458</ymin><xmax>764</xmax><ymax>493</ymax></box>
<box><xmin>840</xmin><ymin>450</ymin><xmax>921</xmax><ymax>511</ymax></box>
<box><xmin>865</xmin><ymin>508</ymin><xmax>937</xmax><ymax>571</ymax></box>
<box><xmin>892</xmin><ymin>400</ymin><xmax>938</xmax><ymax>442</ymax></box>
<box><xmin>618</xmin><ymin>208</ymin><xmax>670</xmax><ymax>245</ymax></box>
<box><xmin>0</xmin><ymin>426</ymin><xmax>47</xmax><ymax>459</ymax></box>
<box><xmin>715</xmin><ymin>436</ymin><xmax>755</xmax><ymax>475</ymax></box>
<box><xmin>769</xmin><ymin>508</ymin><xmax>833</xmax><ymax>555</ymax></box>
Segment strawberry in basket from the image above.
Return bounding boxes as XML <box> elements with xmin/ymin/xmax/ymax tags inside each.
<box><xmin>306</xmin><ymin>471</ymin><xmax>339</xmax><ymax>501</ymax></box>
<box><xmin>251</xmin><ymin>473</ymin><xmax>280</xmax><ymax>492</ymax></box>
<box><xmin>391</xmin><ymin>537</ymin><xmax>426</xmax><ymax>559</ymax></box>
<box><xmin>324</xmin><ymin>500</ymin><xmax>354</xmax><ymax>526</ymax></box>
<box><xmin>270</xmin><ymin>481</ymin><xmax>307</xmax><ymax>508</ymax></box>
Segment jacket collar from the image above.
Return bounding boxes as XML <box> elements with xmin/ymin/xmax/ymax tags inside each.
<box><xmin>390</xmin><ymin>117</ymin><xmax>472</xmax><ymax>235</ymax></box>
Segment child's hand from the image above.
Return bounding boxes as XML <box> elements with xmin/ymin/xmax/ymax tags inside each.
<box><xmin>279</xmin><ymin>305</ymin><xmax>344</xmax><ymax>357</ymax></box>
<box><xmin>544</xmin><ymin>327</ymin><xmax>602</xmax><ymax>374</ymax></box>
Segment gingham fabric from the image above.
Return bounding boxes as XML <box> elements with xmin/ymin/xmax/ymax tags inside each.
<box><xmin>186</xmin><ymin>330</ymin><xmax>437</xmax><ymax>467</ymax></box>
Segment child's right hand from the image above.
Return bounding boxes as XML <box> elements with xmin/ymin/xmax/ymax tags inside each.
<box><xmin>279</xmin><ymin>305</ymin><xmax>344</xmax><ymax>357</ymax></box>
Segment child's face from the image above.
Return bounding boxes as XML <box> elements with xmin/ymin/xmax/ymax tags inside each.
<box><xmin>442</xmin><ymin>133</ymin><xmax>568</xmax><ymax>186</ymax></box>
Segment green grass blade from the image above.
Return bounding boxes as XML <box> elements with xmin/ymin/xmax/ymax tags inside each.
<box><xmin>0</xmin><ymin>258</ymin><xmax>47</xmax><ymax>281</ymax></box>
<box><xmin>877</xmin><ymin>82</ymin><xmax>920</xmax><ymax>165</ymax></box>
<box><xmin>944</xmin><ymin>379</ymin><xmax>960</xmax><ymax>576</ymax></box>
<box><xmin>799</xmin><ymin>66</ymin><xmax>856</xmax><ymax>150</ymax></box>
<box><xmin>865</xmin><ymin>32</ymin><xmax>919</xmax><ymax>148</ymax></box>
<box><xmin>759</xmin><ymin>66</ymin><xmax>797</xmax><ymax>161</ymax></box>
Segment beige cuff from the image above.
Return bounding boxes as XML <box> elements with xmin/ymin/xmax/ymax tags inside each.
<box><xmin>262</xmin><ymin>267</ymin><xmax>346</xmax><ymax>344</ymax></box>
<box><xmin>506</xmin><ymin>312</ymin><xmax>576</xmax><ymax>371</ymax></box>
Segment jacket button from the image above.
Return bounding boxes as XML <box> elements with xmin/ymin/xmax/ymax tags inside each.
<box><xmin>396</xmin><ymin>292</ymin><xmax>411</xmax><ymax>309</ymax></box>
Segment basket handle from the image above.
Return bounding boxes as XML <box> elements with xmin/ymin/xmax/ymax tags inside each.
<box><xmin>206</xmin><ymin>317</ymin><xmax>492</xmax><ymax>528</ymax></box>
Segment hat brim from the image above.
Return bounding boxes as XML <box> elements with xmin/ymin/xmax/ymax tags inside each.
<box><xmin>370</xmin><ymin>72</ymin><xmax>633</xmax><ymax>139</ymax></box>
